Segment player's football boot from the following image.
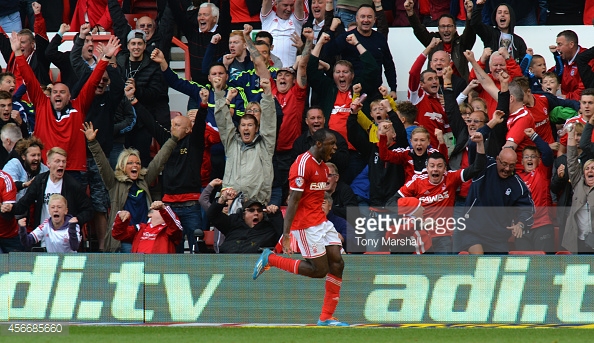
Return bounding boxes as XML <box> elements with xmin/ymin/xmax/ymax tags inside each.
<box><xmin>253</xmin><ymin>248</ymin><xmax>272</xmax><ymax>280</ymax></box>
<box><xmin>317</xmin><ymin>317</ymin><xmax>349</xmax><ymax>327</ymax></box>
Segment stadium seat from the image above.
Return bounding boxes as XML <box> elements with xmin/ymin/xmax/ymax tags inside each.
<box><xmin>130</xmin><ymin>0</ymin><xmax>158</xmax><ymax>18</ymax></box>
<box><xmin>363</xmin><ymin>252</ymin><xmax>390</xmax><ymax>255</ymax></box>
<box><xmin>509</xmin><ymin>251</ymin><xmax>546</xmax><ymax>255</ymax></box>
<box><xmin>458</xmin><ymin>251</ymin><xmax>469</xmax><ymax>255</ymax></box>
<box><xmin>203</xmin><ymin>230</ymin><xmax>215</xmax><ymax>250</ymax></box>
<box><xmin>555</xmin><ymin>251</ymin><xmax>572</xmax><ymax>255</ymax></box>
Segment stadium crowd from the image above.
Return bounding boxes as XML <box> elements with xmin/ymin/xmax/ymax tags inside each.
<box><xmin>0</xmin><ymin>0</ymin><xmax>593</xmax><ymax>255</ymax></box>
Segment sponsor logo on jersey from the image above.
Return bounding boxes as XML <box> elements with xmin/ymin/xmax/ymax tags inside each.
<box><xmin>310</xmin><ymin>182</ymin><xmax>327</xmax><ymax>190</ymax></box>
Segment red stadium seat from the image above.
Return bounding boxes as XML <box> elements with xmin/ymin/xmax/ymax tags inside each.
<box><xmin>509</xmin><ymin>251</ymin><xmax>546</xmax><ymax>255</ymax></box>
<box><xmin>458</xmin><ymin>251</ymin><xmax>469</xmax><ymax>255</ymax></box>
<box><xmin>555</xmin><ymin>251</ymin><xmax>572</xmax><ymax>255</ymax></box>
<box><xmin>203</xmin><ymin>230</ymin><xmax>215</xmax><ymax>250</ymax></box>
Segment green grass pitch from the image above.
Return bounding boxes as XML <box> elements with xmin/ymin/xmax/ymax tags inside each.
<box><xmin>1</xmin><ymin>326</ymin><xmax>593</xmax><ymax>343</ymax></box>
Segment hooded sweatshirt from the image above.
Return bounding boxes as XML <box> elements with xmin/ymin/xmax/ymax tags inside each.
<box><xmin>470</xmin><ymin>2</ymin><xmax>527</xmax><ymax>65</ymax></box>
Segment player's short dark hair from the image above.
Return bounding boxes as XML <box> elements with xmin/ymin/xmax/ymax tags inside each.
<box><xmin>542</xmin><ymin>71</ymin><xmax>560</xmax><ymax>82</ymax></box>
<box><xmin>530</xmin><ymin>54</ymin><xmax>544</xmax><ymax>67</ymax></box>
<box><xmin>306</xmin><ymin>106</ymin><xmax>324</xmax><ymax>118</ymax></box>
<box><xmin>240</xmin><ymin>113</ymin><xmax>259</xmax><ymax>127</ymax></box>
<box><xmin>428</xmin><ymin>152</ymin><xmax>447</xmax><ymax>164</ymax></box>
<box><xmin>557</xmin><ymin>30</ymin><xmax>578</xmax><ymax>45</ymax></box>
<box><xmin>513</xmin><ymin>76</ymin><xmax>530</xmax><ymax>92</ymax></box>
<box><xmin>209</xmin><ymin>62</ymin><xmax>227</xmax><ymax>73</ymax></box>
<box><xmin>254</xmin><ymin>40</ymin><xmax>270</xmax><ymax>50</ymax></box>
<box><xmin>357</xmin><ymin>3</ymin><xmax>374</xmax><ymax>12</ymax></box>
<box><xmin>420</xmin><ymin>69</ymin><xmax>437</xmax><ymax>82</ymax></box>
<box><xmin>311</xmin><ymin>127</ymin><xmax>332</xmax><ymax>146</ymax></box>
<box><xmin>522</xmin><ymin>145</ymin><xmax>540</xmax><ymax>157</ymax></box>
<box><xmin>0</xmin><ymin>72</ymin><xmax>15</xmax><ymax>83</ymax></box>
<box><xmin>437</xmin><ymin>14</ymin><xmax>455</xmax><ymax>23</ymax></box>
<box><xmin>0</xmin><ymin>90</ymin><xmax>12</xmax><ymax>101</ymax></box>
<box><xmin>397</xmin><ymin>101</ymin><xmax>417</xmax><ymax>124</ymax></box>
<box><xmin>255</xmin><ymin>31</ymin><xmax>273</xmax><ymax>45</ymax></box>
<box><xmin>581</xmin><ymin>88</ymin><xmax>594</xmax><ymax>98</ymax></box>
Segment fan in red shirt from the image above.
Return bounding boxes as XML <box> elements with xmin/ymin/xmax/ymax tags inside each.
<box><xmin>397</xmin><ymin>132</ymin><xmax>487</xmax><ymax>253</ymax></box>
<box><xmin>11</xmin><ymin>33</ymin><xmax>121</xmax><ymax>171</ymax></box>
<box><xmin>408</xmin><ymin>37</ymin><xmax>451</xmax><ymax>149</ymax></box>
<box><xmin>516</xmin><ymin>128</ymin><xmax>555</xmax><ymax>252</ymax></box>
<box><xmin>502</xmin><ymin>79</ymin><xmax>536</xmax><ymax>172</ymax></box>
<box><xmin>111</xmin><ymin>201</ymin><xmax>183</xmax><ymax>254</ymax></box>
<box><xmin>253</xmin><ymin>128</ymin><xmax>349</xmax><ymax>327</ymax></box>
<box><xmin>0</xmin><ymin>170</ymin><xmax>20</xmax><ymax>252</ymax></box>
<box><xmin>557</xmin><ymin>89</ymin><xmax>594</xmax><ymax>156</ymax></box>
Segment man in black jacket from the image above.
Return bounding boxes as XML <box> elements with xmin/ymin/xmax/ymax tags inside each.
<box><xmin>207</xmin><ymin>190</ymin><xmax>282</xmax><ymax>253</ymax></box>
<box><xmin>6</xmin><ymin>147</ymin><xmax>93</xmax><ymax>228</ymax></box>
<box><xmin>126</xmin><ymin>81</ymin><xmax>206</xmax><ymax>254</ymax></box>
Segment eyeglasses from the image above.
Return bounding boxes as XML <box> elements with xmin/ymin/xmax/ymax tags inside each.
<box><xmin>246</xmin><ymin>109</ymin><xmax>261</xmax><ymax>113</ymax></box>
<box><xmin>138</xmin><ymin>24</ymin><xmax>153</xmax><ymax>29</ymax></box>
<box><xmin>438</xmin><ymin>24</ymin><xmax>455</xmax><ymax>29</ymax></box>
<box><xmin>523</xmin><ymin>155</ymin><xmax>538</xmax><ymax>160</ymax></box>
<box><xmin>245</xmin><ymin>208</ymin><xmax>263</xmax><ymax>213</ymax></box>
<box><xmin>497</xmin><ymin>158</ymin><xmax>515</xmax><ymax>169</ymax></box>
<box><xmin>465</xmin><ymin>119</ymin><xmax>484</xmax><ymax>124</ymax></box>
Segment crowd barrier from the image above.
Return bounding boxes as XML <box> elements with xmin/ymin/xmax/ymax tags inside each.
<box><xmin>2</xmin><ymin>253</ymin><xmax>594</xmax><ymax>324</ymax></box>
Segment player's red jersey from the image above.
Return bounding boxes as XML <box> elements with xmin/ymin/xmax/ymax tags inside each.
<box><xmin>518</xmin><ymin>163</ymin><xmax>553</xmax><ymax>228</ymax></box>
<box><xmin>288</xmin><ymin>151</ymin><xmax>330</xmax><ymax>231</ymax></box>
<box><xmin>397</xmin><ymin>169</ymin><xmax>465</xmax><ymax>237</ymax></box>
<box><xmin>0</xmin><ymin>171</ymin><xmax>18</xmax><ymax>239</ymax></box>
<box><xmin>506</xmin><ymin>106</ymin><xmax>535</xmax><ymax>171</ymax></box>
<box><xmin>560</xmin><ymin>115</ymin><xmax>587</xmax><ymax>147</ymax></box>
<box><xmin>529</xmin><ymin>95</ymin><xmax>555</xmax><ymax>145</ymax></box>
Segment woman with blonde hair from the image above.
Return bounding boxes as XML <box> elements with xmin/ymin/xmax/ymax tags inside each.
<box><xmin>83</xmin><ymin>121</ymin><xmax>183</xmax><ymax>252</ymax></box>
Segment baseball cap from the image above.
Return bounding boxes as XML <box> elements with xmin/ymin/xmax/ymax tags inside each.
<box><xmin>127</xmin><ymin>29</ymin><xmax>147</xmax><ymax>43</ymax></box>
<box><xmin>243</xmin><ymin>199</ymin><xmax>265</xmax><ymax>210</ymax></box>
<box><xmin>277</xmin><ymin>66</ymin><xmax>296</xmax><ymax>75</ymax></box>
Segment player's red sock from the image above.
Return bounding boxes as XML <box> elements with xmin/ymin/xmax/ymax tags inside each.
<box><xmin>269</xmin><ymin>254</ymin><xmax>301</xmax><ymax>274</ymax></box>
<box><xmin>319</xmin><ymin>274</ymin><xmax>342</xmax><ymax>321</ymax></box>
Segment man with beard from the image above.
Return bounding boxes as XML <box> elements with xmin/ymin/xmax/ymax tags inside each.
<box><xmin>2</xmin><ymin>136</ymin><xmax>47</xmax><ymax>201</ymax></box>
<box><xmin>4</xmin><ymin>147</ymin><xmax>93</xmax><ymax>229</ymax></box>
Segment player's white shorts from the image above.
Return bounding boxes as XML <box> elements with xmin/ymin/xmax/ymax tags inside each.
<box><xmin>294</xmin><ymin>220</ymin><xmax>342</xmax><ymax>259</ymax></box>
